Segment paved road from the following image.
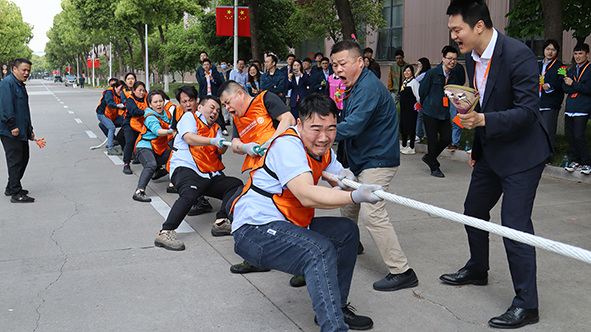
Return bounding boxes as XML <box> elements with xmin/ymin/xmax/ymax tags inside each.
<box><xmin>1</xmin><ymin>79</ymin><xmax>591</xmax><ymax>331</ymax></box>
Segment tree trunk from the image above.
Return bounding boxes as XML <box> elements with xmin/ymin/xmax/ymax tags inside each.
<box><xmin>125</xmin><ymin>37</ymin><xmax>135</xmax><ymax>72</ymax></box>
<box><xmin>333</xmin><ymin>0</ymin><xmax>356</xmax><ymax>40</ymax></box>
<box><xmin>134</xmin><ymin>22</ymin><xmax>146</xmax><ymax>77</ymax></box>
<box><xmin>246</xmin><ymin>0</ymin><xmax>262</xmax><ymax>62</ymax></box>
<box><xmin>541</xmin><ymin>0</ymin><xmax>563</xmax><ymax>60</ymax></box>
<box><xmin>113</xmin><ymin>38</ymin><xmax>124</xmax><ymax>78</ymax></box>
<box><xmin>158</xmin><ymin>25</ymin><xmax>170</xmax><ymax>92</ymax></box>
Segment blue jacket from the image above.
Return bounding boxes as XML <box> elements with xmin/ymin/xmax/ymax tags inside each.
<box><xmin>419</xmin><ymin>62</ymin><xmax>466</xmax><ymax>120</ymax></box>
<box><xmin>124</xmin><ymin>94</ymin><xmax>146</xmax><ymax>125</ymax></box>
<box><xmin>96</xmin><ymin>89</ymin><xmax>118</xmax><ymax>115</ymax></box>
<box><xmin>0</xmin><ymin>73</ymin><xmax>32</xmax><ymax>141</ymax></box>
<box><xmin>336</xmin><ymin>67</ymin><xmax>400</xmax><ymax>175</ymax></box>
<box><xmin>286</xmin><ymin>75</ymin><xmax>310</xmax><ymax>108</ymax></box>
<box><xmin>304</xmin><ymin>69</ymin><xmax>326</xmax><ymax>95</ymax></box>
<box><xmin>261</xmin><ymin>69</ymin><xmax>287</xmax><ymax>101</ymax></box>
<box><xmin>563</xmin><ymin>61</ymin><xmax>591</xmax><ymax>114</ymax></box>
<box><xmin>539</xmin><ymin>59</ymin><xmax>565</xmax><ymax>110</ymax></box>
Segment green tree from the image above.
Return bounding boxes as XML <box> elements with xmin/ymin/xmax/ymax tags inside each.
<box><xmin>0</xmin><ymin>0</ymin><xmax>33</xmax><ymax>68</ymax></box>
<box><xmin>162</xmin><ymin>20</ymin><xmax>201</xmax><ymax>82</ymax></box>
<box><xmin>564</xmin><ymin>0</ymin><xmax>591</xmax><ymax>44</ymax></box>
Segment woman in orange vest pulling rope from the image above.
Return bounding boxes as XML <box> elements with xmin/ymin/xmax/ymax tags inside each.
<box><xmin>96</xmin><ymin>80</ymin><xmax>126</xmax><ymax>155</ymax></box>
<box><xmin>121</xmin><ymin>81</ymin><xmax>147</xmax><ymax>175</ymax></box>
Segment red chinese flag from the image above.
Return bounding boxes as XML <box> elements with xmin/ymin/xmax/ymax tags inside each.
<box><xmin>237</xmin><ymin>7</ymin><xmax>250</xmax><ymax>37</ymax></box>
<box><xmin>216</xmin><ymin>6</ymin><xmax>234</xmax><ymax>36</ymax></box>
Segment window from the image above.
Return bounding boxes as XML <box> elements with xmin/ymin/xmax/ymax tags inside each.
<box><xmin>376</xmin><ymin>0</ymin><xmax>403</xmax><ymax>60</ymax></box>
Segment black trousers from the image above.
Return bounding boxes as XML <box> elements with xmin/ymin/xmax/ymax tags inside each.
<box><xmin>122</xmin><ymin>124</ymin><xmax>139</xmax><ymax>164</ymax></box>
<box><xmin>162</xmin><ymin>167</ymin><xmax>243</xmax><ymax>231</ymax></box>
<box><xmin>1</xmin><ymin>135</ymin><xmax>30</xmax><ymax>195</ymax></box>
<box><xmin>463</xmin><ymin>154</ymin><xmax>544</xmax><ymax>309</ymax></box>
<box><xmin>423</xmin><ymin>114</ymin><xmax>452</xmax><ymax>171</ymax></box>
<box><xmin>565</xmin><ymin>114</ymin><xmax>591</xmax><ymax>165</ymax></box>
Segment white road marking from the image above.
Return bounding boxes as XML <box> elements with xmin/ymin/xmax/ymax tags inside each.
<box><xmin>85</xmin><ymin>131</ymin><xmax>97</xmax><ymax>138</ymax></box>
<box><xmin>68</xmin><ymin>111</ymin><xmax>74</xmax><ymax>114</ymax></box>
<box><xmin>63</xmin><ymin>106</ymin><xmax>69</xmax><ymax>108</ymax></box>
<box><xmin>103</xmin><ymin>151</ymin><xmax>124</xmax><ymax>165</ymax></box>
<box><xmin>75</xmin><ymin>118</ymin><xmax>83</xmax><ymax>124</ymax></box>
<box><xmin>150</xmin><ymin>196</ymin><xmax>194</xmax><ymax>233</ymax></box>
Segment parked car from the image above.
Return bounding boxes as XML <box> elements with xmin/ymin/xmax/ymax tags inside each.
<box><xmin>64</xmin><ymin>75</ymin><xmax>77</xmax><ymax>86</ymax></box>
<box><xmin>54</xmin><ymin>75</ymin><xmax>62</xmax><ymax>83</ymax></box>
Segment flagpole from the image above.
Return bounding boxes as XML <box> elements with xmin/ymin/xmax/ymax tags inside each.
<box><xmin>233</xmin><ymin>0</ymin><xmax>238</xmax><ymax>67</ymax></box>
<box><xmin>145</xmin><ymin>23</ymin><xmax>150</xmax><ymax>92</ymax></box>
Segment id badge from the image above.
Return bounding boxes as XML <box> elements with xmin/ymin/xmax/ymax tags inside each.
<box><xmin>443</xmin><ymin>96</ymin><xmax>449</xmax><ymax>107</ymax></box>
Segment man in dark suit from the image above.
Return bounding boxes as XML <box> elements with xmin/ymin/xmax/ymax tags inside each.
<box><xmin>440</xmin><ymin>0</ymin><xmax>552</xmax><ymax>329</ymax></box>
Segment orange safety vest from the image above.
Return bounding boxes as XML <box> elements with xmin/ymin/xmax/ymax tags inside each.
<box><xmin>128</xmin><ymin>95</ymin><xmax>148</xmax><ymax>132</ymax></box>
<box><xmin>134</xmin><ymin>105</ymin><xmax>173</xmax><ymax>156</ymax></box>
<box><xmin>233</xmin><ymin>91</ymin><xmax>276</xmax><ymax>172</ymax></box>
<box><xmin>97</xmin><ymin>87</ymin><xmax>122</xmax><ymax>121</ymax></box>
<box><xmin>231</xmin><ymin>128</ymin><xmax>332</xmax><ymax>228</ymax></box>
<box><xmin>166</xmin><ymin>111</ymin><xmax>225</xmax><ymax>173</ymax></box>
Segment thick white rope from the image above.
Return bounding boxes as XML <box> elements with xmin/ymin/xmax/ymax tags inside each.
<box><xmin>90</xmin><ymin>138</ymin><xmax>108</xmax><ymax>150</ymax></box>
<box><xmin>322</xmin><ymin>171</ymin><xmax>591</xmax><ymax>265</ymax></box>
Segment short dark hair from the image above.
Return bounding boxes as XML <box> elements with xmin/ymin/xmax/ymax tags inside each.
<box><xmin>394</xmin><ymin>50</ymin><xmax>404</xmax><ymax>57</ymax></box>
<box><xmin>302</xmin><ymin>57</ymin><xmax>313</xmax><ymax>64</ymax></box>
<box><xmin>220</xmin><ymin>59</ymin><xmax>228</xmax><ymax>64</ymax></box>
<box><xmin>174</xmin><ymin>85</ymin><xmax>198</xmax><ymax>102</ymax></box>
<box><xmin>218</xmin><ymin>80</ymin><xmax>246</xmax><ymax>98</ymax></box>
<box><xmin>237</xmin><ymin>59</ymin><xmax>245</xmax><ymax>65</ymax></box>
<box><xmin>132</xmin><ymin>81</ymin><xmax>146</xmax><ymax>91</ymax></box>
<box><xmin>286</xmin><ymin>54</ymin><xmax>296</xmax><ymax>60</ymax></box>
<box><xmin>314</xmin><ymin>52</ymin><xmax>324</xmax><ymax>58</ymax></box>
<box><xmin>364</xmin><ymin>47</ymin><xmax>374</xmax><ymax>54</ymax></box>
<box><xmin>574</xmin><ymin>43</ymin><xmax>590</xmax><ymax>54</ymax></box>
<box><xmin>321</xmin><ymin>57</ymin><xmax>330</xmax><ymax>64</ymax></box>
<box><xmin>200</xmin><ymin>51</ymin><xmax>208</xmax><ymax>56</ymax></box>
<box><xmin>202</xmin><ymin>58</ymin><xmax>211</xmax><ymax>65</ymax></box>
<box><xmin>543</xmin><ymin>39</ymin><xmax>560</xmax><ymax>54</ymax></box>
<box><xmin>441</xmin><ymin>45</ymin><xmax>459</xmax><ymax>57</ymax></box>
<box><xmin>108</xmin><ymin>78</ymin><xmax>118</xmax><ymax>86</ymax></box>
<box><xmin>146</xmin><ymin>90</ymin><xmax>168</xmax><ymax>105</ymax></box>
<box><xmin>447</xmin><ymin>0</ymin><xmax>493</xmax><ymax>29</ymax></box>
<box><xmin>13</xmin><ymin>58</ymin><xmax>31</xmax><ymax>68</ymax></box>
<box><xmin>199</xmin><ymin>95</ymin><xmax>221</xmax><ymax>108</ymax></box>
<box><xmin>402</xmin><ymin>64</ymin><xmax>415</xmax><ymax>77</ymax></box>
<box><xmin>124</xmin><ymin>72</ymin><xmax>136</xmax><ymax>80</ymax></box>
<box><xmin>111</xmin><ymin>80</ymin><xmax>125</xmax><ymax>89</ymax></box>
<box><xmin>266</xmin><ymin>54</ymin><xmax>278</xmax><ymax>66</ymax></box>
<box><xmin>330</xmin><ymin>40</ymin><xmax>362</xmax><ymax>58</ymax></box>
<box><xmin>299</xmin><ymin>93</ymin><xmax>338</xmax><ymax>122</ymax></box>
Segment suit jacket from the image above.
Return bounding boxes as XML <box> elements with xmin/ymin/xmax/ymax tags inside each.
<box><xmin>197</xmin><ymin>69</ymin><xmax>223</xmax><ymax>98</ymax></box>
<box><xmin>286</xmin><ymin>74</ymin><xmax>310</xmax><ymax>108</ymax></box>
<box><xmin>467</xmin><ymin>32</ymin><xmax>551</xmax><ymax>177</ymax></box>
<box><xmin>538</xmin><ymin>59</ymin><xmax>565</xmax><ymax>110</ymax></box>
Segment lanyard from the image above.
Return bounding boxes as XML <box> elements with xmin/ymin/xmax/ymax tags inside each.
<box><xmin>473</xmin><ymin>59</ymin><xmax>492</xmax><ymax>93</ymax></box>
<box><xmin>539</xmin><ymin>58</ymin><xmax>556</xmax><ymax>92</ymax></box>
<box><xmin>540</xmin><ymin>58</ymin><xmax>556</xmax><ymax>78</ymax></box>
<box><xmin>571</xmin><ymin>62</ymin><xmax>590</xmax><ymax>98</ymax></box>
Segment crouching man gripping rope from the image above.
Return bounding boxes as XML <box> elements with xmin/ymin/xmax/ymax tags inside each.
<box><xmin>229</xmin><ymin>93</ymin><xmax>380</xmax><ymax>331</ymax></box>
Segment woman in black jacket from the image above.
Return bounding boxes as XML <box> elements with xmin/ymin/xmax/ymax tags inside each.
<box><xmin>539</xmin><ymin>39</ymin><xmax>565</xmax><ymax>151</ymax></box>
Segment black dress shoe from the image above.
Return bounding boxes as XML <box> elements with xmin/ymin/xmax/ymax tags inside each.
<box><xmin>430</xmin><ymin>168</ymin><xmax>445</xmax><ymax>178</ymax></box>
<box><xmin>439</xmin><ymin>267</ymin><xmax>487</xmax><ymax>285</ymax></box>
<box><xmin>488</xmin><ymin>306</ymin><xmax>539</xmax><ymax>329</ymax></box>
<box><xmin>314</xmin><ymin>303</ymin><xmax>373</xmax><ymax>331</ymax></box>
<box><xmin>5</xmin><ymin>188</ymin><xmax>28</xmax><ymax>196</ymax></box>
<box><xmin>373</xmin><ymin>268</ymin><xmax>419</xmax><ymax>291</ymax></box>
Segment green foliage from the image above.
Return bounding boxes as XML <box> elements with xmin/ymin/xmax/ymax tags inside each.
<box><xmin>0</xmin><ymin>0</ymin><xmax>33</xmax><ymax>64</ymax></box>
<box><xmin>162</xmin><ymin>20</ymin><xmax>204</xmax><ymax>79</ymax></box>
<box><xmin>564</xmin><ymin>0</ymin><xmax>591</xmax><ymax>43</ymax></box>
<box><xmin>505</xmin><ymin>0</ymin><xmax>544</xmax><ymax>39</ymax></box>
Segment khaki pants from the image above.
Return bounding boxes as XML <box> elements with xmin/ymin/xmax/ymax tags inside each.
<box><xmin>341</xmin><ymin>166</ymin><xmax>410</xmax><ymax>274</ymax></box>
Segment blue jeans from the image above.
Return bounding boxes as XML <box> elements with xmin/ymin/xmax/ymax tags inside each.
<box><xmin>416</xmin><ymin>109</ymin><xmax>425</xmax><ymax>138</ymax></box>
<box><xmin>233</xmin><ymin>217</ymin><xmax>359</xmax><ymax>332</ymax></box>
<box><xmin>97</xmin><ymin>114</ymin><xmax>123</xmax><ymax>149</ymax></box>
<box><xmin>449</xmin><ymin>104</ymin><xmax>461</xmax><ymax>146</ymax></box>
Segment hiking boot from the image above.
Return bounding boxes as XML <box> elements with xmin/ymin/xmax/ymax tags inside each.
<box><xmin>211</xmin><ymin>218</ymin><xmax>232</xmax><ymax>237</ymax></box>
<box><xmin>373</xmin><ymin>268</ymin><xmax>419</xmax><ymax>291</ymax></box>
<box><xmin>289</xmin><ymin>275</ymin><xmax>306</xmax><ymax>287</ymax></box>
<box><xmin>230</xmin><ymin>260</ymin><xmax>270</xmax><ymax>274</ymax></box>
<box><xmin>122</xmin><ymin>164</ymin><xmax>133</xmax><ymax>175</ymax></box>
<box><xmin>187</xmin><ymin>197</ymin><xmax>213</xmax><ymax>216</ymax></box>
<box><xmin>11</xmin><ymin>191</ymin><xmax>35</xmax><ymax>203</ymax></box>
<box><xmin>107</xmin><ymin>148</ymin><xmax>122</xmax><ymax>155</ymax></box>
<box><xmin>151</xmin><ymin>167</ymin><xmax>168</xmax><ymax>180</ymax></box>
<box><xmin>132</xmin><ymin>190</ymin><xmax>151</xmax><ymax>202</ymax></box>
<box><xmin>154</xmin><ymin>230</ymin><xmax>185</xmax><ymax>251</ymax></box>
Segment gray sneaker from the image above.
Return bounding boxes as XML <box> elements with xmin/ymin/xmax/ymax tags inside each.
<box><xmin>107</xmin><ymin>148</ymin><xmax>122</xmax><ymax>155</ymax></box>
<box><xmin>211</xmin><ymin>218</ymin><xmax>232</xmax><ymax>237</ymax></box>
<box><xmin>155</xmin><ymin>230</ymin><xmax>185</xmax><ymax>251</ymax></box>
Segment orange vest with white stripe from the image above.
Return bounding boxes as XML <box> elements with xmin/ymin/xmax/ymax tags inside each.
<box><xmin>135</xmin><ymin>105</ymin><xmax>173</xmax><ymax>155</ymax></box>
<box><xmin>231</xmin><ymin>128</ymin><xmax>331</xmax><ymax>228</ymax></box>
<box><xmin>128</xmin><ymin>95</ymin><xmax>149</xmax><ymax>132</ymax></box>
<box><xmin>233</xmin><ymin>91</ymin><xmax>275</xmax><ymax>172</ymax></box>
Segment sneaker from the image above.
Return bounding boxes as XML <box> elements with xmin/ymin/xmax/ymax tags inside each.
<box><xmin>342</xmin><ymin>303</ymin><xmax>374</xmax><ymax>330</ymax></box>
<box><xmin>122</xmin><ymin>164</ymin><xmax>133</xmax><ymax>175</ymax></box>
<box><xmin>581</xmin><ymin>165</ymin><xmax>591</xmax><ymax>175</ymax></box>
<box><xmin>154</xmin><ymin>230</ymin><xmax>185</xmax><ymax>251</ymax></box>
<box><xmin>211</xmin><ymin>218</ymin><xmax>232</xmax><ymax>237</ymax></box>
<box><xmin>373</xmin><ymin>268</ymin><xmax>419</xmax><ymax>291</ymax></box>
<box><xmin>107</xmin><ymin>148</ymin><xmax>122</xmax><ymax>155</ymax></box>
<box><xmin>230</xmin><ymin>260</ymin><xmax>270</xmax><ymax>274</ymax></box>
<box><xmin>187</xmin><ymin>197</ymin><xmax>213</xmax><ymax>216</ymax></box>
<box><xmin>415</xmin><ymin>135</ymin><xmax>420</xmax><ymax>143</ymax></box>
<box><xmin>565</xmin><ymin>162</ymin><xmax>581</xmax><ymax>172</ymax></box>
<box><xmin>448</xmin><ymin>145</ymin><xmax>459</xmax><ymax>151</ymax></box>
<box><xmin>222</xmin><ymin>129</ymin><xmax>229</xmax><ymax>136</ymax></box>
<box><xmin>151</xmin><ymin>167</ymin><xmax>168</xmax><ymax>180</ymax></box>
<box><xmin>166</xmin><ymin>185</ymin><xmax>178</xmax><ymax>193</ymax></box>
<box><xmin>10</xmin><ymin>191</ymin><xmax>35</xmax><ymax>203</ymax></box>
<box><xmin>289</xmin><ymin>275</ymin><xmax>306</xmax><ymax>287</ymax></box>
<box><xmin>430</xmin><ymin>168</ymin><xmax>445</xmax><ymax>178</ymax></box>
<box><xmin>401</xmin><ymin>146</ymin><xmax>415</xmax><ymax>155</ymax></box>
<box><xmin>5</xmin><ymin>188</ymin><xmax>28</xmax><ymax>196</ymax></box>
<box><xmin>132</xmin><ymin>190</ymin><xmax>151</xmax><ymax>202</ymax></box>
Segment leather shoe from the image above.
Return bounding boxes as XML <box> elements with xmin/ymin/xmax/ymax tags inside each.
<box><xmin>430</xmin><ymin>168</ymin><xmax>445</xmax><ymax>178</ymax></box>
<box><xmin>373</xmin><ymin>268</ymin><xmax>419</xmax><ymax>291</ymax></box>
<box><xmin>439</xmin><ymin>267</ymin><xmax>487</xmax><ymax>286</ymax></box>
<box><xmin>488</xmin><ymin>306</ymin><xmax>539</xmax><ymax>329</ymax></box>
